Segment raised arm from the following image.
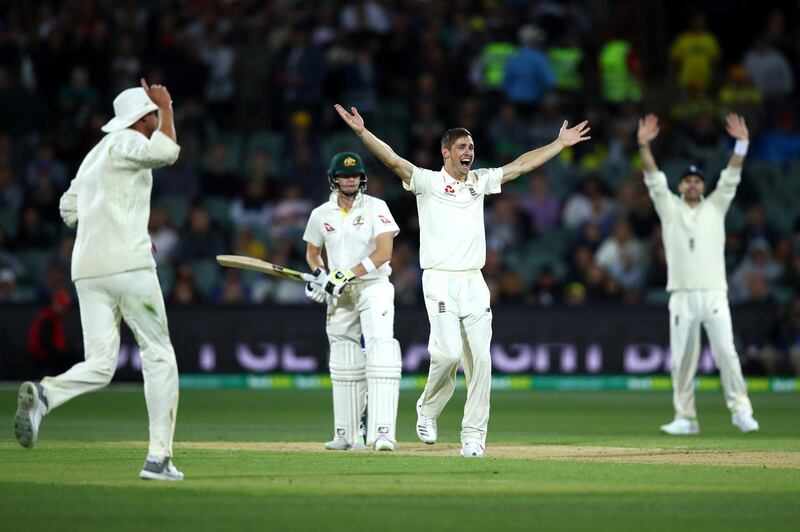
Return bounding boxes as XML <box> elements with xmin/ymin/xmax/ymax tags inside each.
<box><xmin>501</xmin><ymin>120</ymin><xmax>590</xmax><ymax>183</ymax></box>
<box><xmin>334</xmin><ymin>104</ymin><xmax>414</xmax><ymax>184</ymax></box>
<box><xmin>141</xmin><ymin>78</ymin><xmax>176</xmax><ymax>142</ymax></box>
<box><xmin>725</xmin><ymin>113</ymin><xmax>748</xmax><ymax>169</ymax></box>
<box><xmin>637</xmin><ymin>114</ymin><xmax>660</xmax><ymax>173</ymax></box>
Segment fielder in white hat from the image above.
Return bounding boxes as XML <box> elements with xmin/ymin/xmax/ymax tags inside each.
<box><xmin>14</xmin><ymin>79</ymin><xmax>186</xmax><ymax>481</ymax></box>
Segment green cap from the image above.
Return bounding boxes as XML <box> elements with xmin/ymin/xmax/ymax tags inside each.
<box><xmin>328</xmin><ymin>152</ymin><xmax>365</xmax><ymax>176</ymax></box>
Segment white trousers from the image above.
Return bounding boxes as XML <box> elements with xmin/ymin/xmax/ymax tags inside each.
<box><xmin>669</xmin><ymin>290</ymin><xmax>753</xmax><ymax>419</ymax></box>
<box><xmin>418</xmin><ymin>269</ymin><xmax>492</xmax><ymax>446</ymax></box>
<box><xmin>41</xmin><ymin>269</ymin><xmax>179</xmax><ymax>458</ymax></box>
<box><xmin>326</xmin><ymin>278</ymin><xmax>400</xmax><ymax>444</ymax></box>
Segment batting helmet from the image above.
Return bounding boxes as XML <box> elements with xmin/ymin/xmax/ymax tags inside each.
<box><xmin>327</xmin><ymin>152</ymin><xmax>367</xmax><ymax>192</ymax></box>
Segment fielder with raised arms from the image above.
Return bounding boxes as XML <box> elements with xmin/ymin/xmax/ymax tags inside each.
<box><xmin>335</xmin><ymin>104</ymin><xmax>590</xmax><ymax>457</ymax></box>
<box><xmin>303</xmin><ymin>152</ymin><xmax>402</xmax><ymax>451</ymax></box>
<box><xmin>638</xmin><ymin>112</ymin><xmax>760</xmax><ymax>435</ymax></box>
<box><xmin>13</xmin><ymin>79</ymin><xmax>184</xmax><ymax>480</ymax></box>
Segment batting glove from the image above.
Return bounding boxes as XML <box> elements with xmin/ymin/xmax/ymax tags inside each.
<box><xmin>305</xmin><ymin>268</ymin><xmax>328</xmax><ymax>304</ymax></box>
<box><xmin>325</xmin><ymin>268</ymin><xmax>355</xmax><ymax>297</ymax></box>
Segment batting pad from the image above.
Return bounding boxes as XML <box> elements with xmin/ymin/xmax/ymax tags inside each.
<box><xmin>329</xmin><ymin>341</ymin><xmax>366</xmax><ymax>446</ymax></box>
<box><xmin>366</xmin><ymin>338</ymin><xmax>402</xmax><ymax>445</ymax></box>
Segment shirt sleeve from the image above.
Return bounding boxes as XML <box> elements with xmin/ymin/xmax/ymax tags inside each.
<box><xmin>402</xmin><ymin>166</ymin><xmax>436</xmax><ymax>195</ymax></box>
<box><xmin>371</xmin><ymin>199</ymin><xmax>400</xmax><ymax>238</ymax></box>
<box><xmin>474</xmin><ymin>167</ymin><xmax>503</xmax><ymax>195</ymax></box>
<box><xmin>59</xmin><ymin>180</ymin><xmax>78</xmax><ymax>229</ymax></box>
<box><xmin>110</xmin><ymin>130</ymin><xmax>181</xmax><ymax>171</ymax></box>
<box><xmin>302</xmin><ymin>209</ymin><xmax>324</xmax><ymax>247</ymax></box>
<box><xmin>643</xmin><ymin>170</ymin><xmax>676</xmax><ymax>221</ymax></box>
<box><xmin>707</xmin><ymin>167</ymin><xmax>741</xmax><ymax>214</ymax></box>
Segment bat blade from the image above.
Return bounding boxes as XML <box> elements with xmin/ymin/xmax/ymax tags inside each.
<box><xmin>216</xmin><ymin>255</ymin><xmax>315</xmax><ymax>282</ymax></box>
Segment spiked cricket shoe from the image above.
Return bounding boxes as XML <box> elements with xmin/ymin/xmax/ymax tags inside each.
<box><xmin>660</xmin><ymin>417</ymin><xmax>700</xmax><ymax>435</ymax></box>
<box><xmin>14</xmin><ymin>381</ymin><xmax>48</xmax><ymax>449</ymax></box>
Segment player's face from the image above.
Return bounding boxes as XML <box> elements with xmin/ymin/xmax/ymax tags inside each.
<box><xmin>442</xmin><ymin>136</ymin><xmax>475</xmax><ymax>178</ymax></box>
<box><xmin>336</xmin><ymin>174</ymin><xmax>361</xmax><ymax>197</ymax></box>
<box><xmin>142</xmin><ymin>111</ymin><xmax>158</xmax><ymax>137</ymax></box>
<box><xmin>679</xmin><ymin>175</ymin><xmax>705</xmax><ymax>201</ymax></box>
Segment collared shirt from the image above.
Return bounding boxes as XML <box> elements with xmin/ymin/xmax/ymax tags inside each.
<box><xmin>303</xmin><ymin>192</ymin><xmax>399</xmax><ymax>280</ymax></box>
<box><xmin>59</xmin><ymin>129</ymin><xmax>180</xmax><ymax>281</ymax></box>
<box><xmin>403</xmin><ymin>166</ymin><xmax>503</xmax><ymax>271</ymax></box>
<box><xmin>644</xmin><ymin>168</ymin><xmax>741</xmax><ymax>292</ymax></box>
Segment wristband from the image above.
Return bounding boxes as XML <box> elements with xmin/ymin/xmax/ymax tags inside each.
<box><xmin>734</xmin><ymin>139</ymin><xmax>749</xmax><ymax>156</ymax></box>
<box><xmin>360</xmin><ymin>257</ymin><xmax>376</xmax><ymax>274</ymax></box>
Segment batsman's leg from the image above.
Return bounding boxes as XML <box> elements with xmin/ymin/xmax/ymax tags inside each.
<box><xmin>328</xmin><ymin>341</ymin><xmax>366</xmax><ymax>449</ymax></box>
<box><xmin>120</xmin><ymin>269</ymin><xmax>180</xmax><ymax>460</ymax></box>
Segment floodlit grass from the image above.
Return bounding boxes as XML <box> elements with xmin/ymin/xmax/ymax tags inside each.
<box><xmin>2</xmin><ymin>388</ymin><xmax>798</xmax><ymax>531</ymax></box>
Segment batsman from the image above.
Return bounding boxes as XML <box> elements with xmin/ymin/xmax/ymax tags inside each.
<box><xmin>303</xmin><ymin>152</ymin><xmax>402</xmax><ymax>451</ymax></box>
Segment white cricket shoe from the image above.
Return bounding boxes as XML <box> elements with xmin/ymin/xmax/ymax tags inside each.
<box><xmin>416</xmin><ymin>401</ymin><xmax>437</xmax><ymax>445</ymax></box>
<box><xmin>374</xmin><ymin>435</ymin><xmax>395</xmax><ymax>452</ymax></box>
<box><xmin>659</xmin><ymin>417</ymin><xmax>700</xmax><ymax>435</ymax></box>
<box><xmin>140</xmin><ymin>456</ymin><xmax>184</xmax><ymax>481</ymax></box>
<box><xmin>731</xmin><ymin>411</ymin><xmax>759</xmax><ymax>433</ymax></box>
<box><xmin>460</xmin><ymin>442</ymin><xmax>485</xmax><ymax>458</ymax></box>
<box><xmin>325</xmin><ymin>437</ymin><xmax>366</xmax><ymax>451</ymax></box>
<box><xmin>14</xmin><ymin>381</ymin><xmax>48</xmax><ymax>449</ymax></box>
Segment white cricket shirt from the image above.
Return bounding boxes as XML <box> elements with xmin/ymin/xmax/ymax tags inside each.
<box><xmin>303</xmin><ymin>192</ymin><xmax>399</xmax><ymax>281</ymax></box>
<box><xmin>403</xmin><ymin>166</ymin><xmax>503</xmax><ymax>271</ymax></box>
<box><xmin>644</xmin><ymin>167</ymin><xmax>741</xmax><ymax>292</ymax></box>
<box><xmin>59</xmin><ymin>129</ymin><xmax>180</xmax><ymax>281</ymax></box>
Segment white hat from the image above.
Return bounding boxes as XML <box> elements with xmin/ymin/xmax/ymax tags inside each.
<box><xmin>101</xmin><ymin>87</ymin><xmax>159</xmax><ymax>133</ymax></box>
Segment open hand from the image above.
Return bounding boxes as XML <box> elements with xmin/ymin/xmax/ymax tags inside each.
<box><xmin>334</xmin><ymin>104</ymin><xmax>365</xmax><ymax>134</ymax></box>
<box><xmin>558</xmin><ymin>120</ymin><xmax>591</xmax><ymax>147</ymax></box>
<box><xmin>725</xmin><ymin>113</ymin><xmax>748</xmax><ymax>141</ymax></box>
<box><xmin>637</xmin><ymin>114</ymin><xmax>660</xmax><ymax>145</ymax></box>
<box><xmin>141</xmin><ymin>78</ymin><xmax>172</xmax><ymax>109</ymax></box>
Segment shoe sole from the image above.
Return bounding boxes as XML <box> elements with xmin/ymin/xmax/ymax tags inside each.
<box><xmin>659</xmin><ymin>428</ymin><xmax>700</xmax><ymax>435</ymax></box>
<box><xmin>14</xmin><ymin>383</ymin><xmax>37</xmax><ymax>449</ymax></box>
<box><xmin>140</xmin><ymin>470</ymin><xmax>184</xmax><ymax>481</ymax></box>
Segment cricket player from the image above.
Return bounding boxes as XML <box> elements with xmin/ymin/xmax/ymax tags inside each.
<box><xmin>13</xmin><ymin>79</ymin><xmax>185</xmax><ymax>480</ymax></box>
<box><xmin>304</xmin><ymin>152</ymin><xmax>402</xmax><ymax>451</ymax></box>
<box><xmin>335</xmin><ymin>104</ymin><xmax>590</xmax><ymax>457</ymax></box>
<box><xmin>638</xmin><ymin>112</ymin><xmax>760</xmax><ymax>434</ymax></box>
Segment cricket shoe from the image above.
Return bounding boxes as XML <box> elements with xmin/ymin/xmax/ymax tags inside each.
<box><xmin>731</xmin><ymin>411</ymin><xmax>759</xmax><ymax>433</ymax></box>
<box><xmin>14</xmin><ymin>381</ymin><xmax>48</xmax><ymax>449</ymax></box>
<box><xmin>659</xmin><ymin>417</ymin><xmax>700</xmax><ymax>435</ymax></box>
<box><xmin>325</xmin><ymin>437</ymin><xmax>366</xmax><ymax>451</ymax></box>
<box><xmin>416</xmin><ymin>401</ymin><xmax>437</xmax><ymax>444</ymax></box>
<box><xmin>374</xmin><ymin>435</ymin><xmax>395</xmax><ymax>452</ymax></box>
<box><xmin>140</xmin><ymin>456</ymin><xmax>184</xmax><ymax>481</ymax></box>
<box><xmin>460</xmin><ymin>442</ymin><xmax>485</xmax><ymax>458</ymax></box>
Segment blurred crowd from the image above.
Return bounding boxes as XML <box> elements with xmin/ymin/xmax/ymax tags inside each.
<box><xmin>0</xmin><ymin>0</ymin><xmax>799</xmax><ymax>349</ymax></box>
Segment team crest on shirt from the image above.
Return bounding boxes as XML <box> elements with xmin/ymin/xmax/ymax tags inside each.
<box><xmin>352</xmin><ymin>215</ymin><xmax>365</xmax><ymax>227</ymax></box>
<box><xmin>378</xmin><ymin>214</ymin><xmax>393</xmax><ymax>225</ymax></box>
<box><xmin>323</xmin><ymin>222</ymin><xmax>336</xmax><ymax>232</ymax></box>
<box><xmin>467</xmin><ymin>185</ymin><xmax>478</xmax><ymax>197</ymax></box>
<box><xmin>444</xmin><ymin>184</ymin><xmax>456</xmax><ymax>196</ymax></box>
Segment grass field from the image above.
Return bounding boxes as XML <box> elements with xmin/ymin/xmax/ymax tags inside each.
<box><xmin>2</xmin><ymin>387</ymin><xmax>799</xmax><ymax>531</ymax></box>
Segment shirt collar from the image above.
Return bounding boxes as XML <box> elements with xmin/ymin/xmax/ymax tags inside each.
<box><xmin>440</xmin><ymin>166</ymin><xmax>472</xmax><ymax>184</ymax></box>
<box><xmin>328</xmin><ymin>191</ymin><xmax>364</xmax><ymax>210</ymax></box>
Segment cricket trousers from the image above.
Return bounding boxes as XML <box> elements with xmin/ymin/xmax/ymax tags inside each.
<box><xmin>418</xmin><ymin>269</ymin><xmax>492</xmax><ymax>446</ymax></box>
<box><xmin>669</xmin><ymin>289</ymin><xmax>753</xmax><ymax>419</ymax></box>
<box><xmin>41</xmin><ymin>268</ymin><xmax>179</xmax><ymax>458</ymax></box>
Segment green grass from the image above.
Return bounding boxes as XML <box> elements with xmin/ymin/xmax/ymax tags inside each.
<box><xmin>2</xmin><ymin>388</ymin><xmax>799</xmax><ymax>531</ymax></box>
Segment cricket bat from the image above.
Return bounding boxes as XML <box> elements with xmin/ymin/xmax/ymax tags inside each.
<box><xmin>216</xmin><ymin>255</ymin><xmax>316</xmax><ymax>282</ymax></box>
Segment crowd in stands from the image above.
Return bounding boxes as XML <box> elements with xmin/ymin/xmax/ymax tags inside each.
<box><xmin>0</xmin><ymin>0</ymin><xmax>799</xmax><ymax>327</ymax></box>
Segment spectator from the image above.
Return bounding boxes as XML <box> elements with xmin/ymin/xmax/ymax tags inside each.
<box><xmin>518</xmin><ymin>172</ymin><xmax>561</xmax><ymax>233</ymax></box>
<box><xmin>149</xmin><ymin>207</ymin><xmax>180</xmax><ymax>266</ymax></box>
<box><xmin>27</xmin><ymin>289</ymin><xmax>80</xmax><ymax>376</ymax></box>
<box><xmin>730</xmin><ymin>238</ymin><xmax>784</xmax><ymax>303</ymax></box>
<box><xmin>563</xmin><ymin>177</ymin><xmax>616</xmax><ymax>231</ymax></box>
<box><xmin>594</xmin><ymin>219</ymin><xmax>648</xmax><ymax>293</ymax></box>
<box><xmin>669</xmin><ymin>13</ymin><xmax>720</xmax><ymax>91</ymax></box>
<box><xmin>502</xmin><ymin>25</ymin><xmax>554</xmax><ymax>116</ymax></box>
<box><xmin>743</xmin><ymin>34</ymin><xmax>795</xmax><ymax>101</ymax></box>
<box><xmin>176</xmin><ymin>204</ymin><xmax>226</xmax><ymax>262</ymax></box>
<box><xmin>229</xmin><ymin>178</ymin><xmax>273</xmax><ymax>231</ymax></box>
